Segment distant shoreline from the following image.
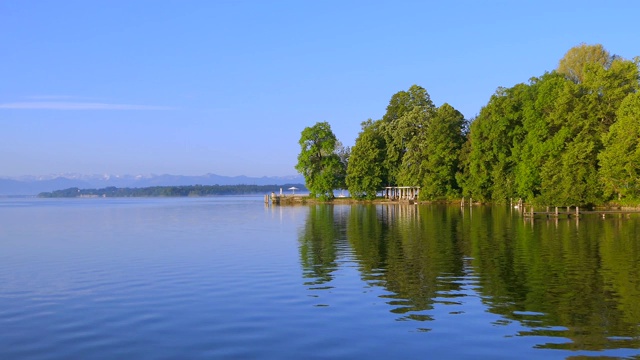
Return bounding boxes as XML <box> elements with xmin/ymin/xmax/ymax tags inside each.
<box><xmin>37</xmin><ymin>184</ymin><xmax>307</xmax><ymax>198</ymax></box>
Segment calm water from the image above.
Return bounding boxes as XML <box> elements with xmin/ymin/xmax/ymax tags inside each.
<box><xmin>1</xmin><ymin>197</ymin><xmax>639</xmax><ymax>359</ymax></box>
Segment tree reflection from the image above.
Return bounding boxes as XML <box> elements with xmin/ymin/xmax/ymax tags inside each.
<box><xmin>298</xmin><ymin>205</ymin><xmax>347</xmax><ymax>288</ymax></box>
<box><xmin>469</xmin><ymin>209</ymin><xmax>640</xmax><ymax>351</ymax></box>
<box><xmin>298</xmin><ymin>203</ymin><xmax>640</xmax><ymax>353</ymax></box>
<box><xmin>347</xmin><ymin>204</ymin><xmax>467</xmax><ymax>318</ymax></box>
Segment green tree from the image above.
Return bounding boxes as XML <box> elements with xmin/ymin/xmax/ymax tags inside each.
<box><xmin>538</xmin><ymin>46</ymin><xmax>639</xmax><ymax>205</ymax></box>
<box><xmin>462</xmin><ymin>44</ymin><xmax>638</xmax><ymax>206</ymax></box>
<box><xmin>380</xmin><ymin>85</ymin><xmax>436</xmax><ymax>185</ymax></box>
<box><xmin>558</xmin><ymin>43</ymin><xmax>611</xmax><ymax>84</ymax></box>
<box><xmin>581</xmin><ymin>55</ymin><xmax>640</xmax><ymax>127</ymax></box>
<box><xmin>598</xmin><ymin>92</ymin><xmax>640</xmax><ymax>200</ymax></box>
<box><xmin>295</xmin><ymin>122</ymin><xmax>344</xmax><ymax>200</ymax></box>
<box><xmin>419</xmin><ymin>103</ymin><xmax>467</xmax><ymax>199</ymax></box>
<box><xmin>513</xmin><ymin>72</ymin><xmax>565</xmax><ymax>202</ymax></box>
<box><xmin>463</xmin><ymin>85</ymin><xmax>528</xmax><ymax>202</ymax></box>
<box><xmin>396</xmin><ymin>107</ymin><xmax>432</xmax><ymax>187</ymax></box>
<box><xmin>346</xmin><ymin>119</ymin><xmax>387</xmax><ymax>199</ymax></box>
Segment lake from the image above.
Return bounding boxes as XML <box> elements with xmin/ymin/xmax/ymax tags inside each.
<box><xmin>1</xmin><ymin>197</ymin><xmax>639</xmax><ymax>359</ymax></box>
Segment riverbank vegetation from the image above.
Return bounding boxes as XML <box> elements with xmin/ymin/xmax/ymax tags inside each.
<box><xmin>296</xmin><ymin>44</ymin><xmax>640</xmax><ymax>206</ymax></box>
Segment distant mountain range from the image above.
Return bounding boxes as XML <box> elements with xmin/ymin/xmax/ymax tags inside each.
<box><xmin>0</xmin><ymin>173</ymin><xmax>305</xmax><ymax>196</ymax></box>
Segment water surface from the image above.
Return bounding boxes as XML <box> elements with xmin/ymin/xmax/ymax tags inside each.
<box><xmin>1</xmin><ymin>198</ymin><xmax>639</xmax><ymax>359</ymax></box>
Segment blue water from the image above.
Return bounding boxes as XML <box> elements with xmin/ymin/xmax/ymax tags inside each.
<box><xmin>1</xmin><ymin>197</ymin><xmax>639</xmax><ymax>359</ymax></box>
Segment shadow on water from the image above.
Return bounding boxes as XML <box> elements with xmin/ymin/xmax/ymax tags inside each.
<box><xmin>298</xmin><ymin>203</ymin><xmax>640</xmax><ymax>355</ymax></box>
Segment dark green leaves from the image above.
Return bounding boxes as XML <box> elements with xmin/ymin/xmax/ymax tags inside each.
<box><xmin>295</xmin><ymin>122</ymin><xmax>346</xmax><ymax>200</ymax></box>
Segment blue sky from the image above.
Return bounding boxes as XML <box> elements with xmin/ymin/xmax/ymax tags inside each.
<box><xmin>2</xmin><ymin>0</ymin><xmax>639</xmax><ymax>177</ymax></box>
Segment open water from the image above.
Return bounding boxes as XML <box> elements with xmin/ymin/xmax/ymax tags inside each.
<box><xmin>1</xmin><ymin>197</ymin><xmax>639</xmax><ymax>359</ymax></box>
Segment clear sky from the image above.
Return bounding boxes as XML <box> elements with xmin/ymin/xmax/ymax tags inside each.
<box><xmin>2</xmin><ymin>0</ymin><xmax>639</xmax><ymax>177</ymax></box>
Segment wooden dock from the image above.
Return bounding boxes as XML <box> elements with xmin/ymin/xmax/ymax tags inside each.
<box><xmin>264</xmin><ymin>193</ymin><xmax>307</xmax><ymax>205</ymax></box>
<box><xmin>520</xmin><ymin>206</ymin><xmax>640</xmax><ymax>218</ymax></box>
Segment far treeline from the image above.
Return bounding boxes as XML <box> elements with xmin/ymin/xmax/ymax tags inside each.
<box><xmin>296</xmin><ymin>44</ymin><xmax>640</xmax><ymax>206</ymax></box>
<box><xmin>38</xmin><ymin>184</ymin><xmax>307</xmax><ymax>198</ymax></box>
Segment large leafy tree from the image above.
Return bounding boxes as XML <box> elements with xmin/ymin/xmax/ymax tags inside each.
<box><xmin>346</xmin><ymin>119</ymin><xmax>387</xmax><ymax>199</ymax></box>
<box><xmin>419</xmin><ymin>103</ymin><xmax>466</xmax><ymax>199</ymax></box>
<box><xmin>598</xmin><ymin>92</ymin><xmax>640</xmax><ymax>200</ymax></box>
<box><xmin>558</xmin><ymin>43</ymin><xmax>611</xmax><ymax>84</ymax></box>
<box><xmin>380</xmin><ymin>85</ymin><xmax>435</xmax><ymax>185</ymax></box>
<box><xmin>462</xmin><ymin>85</ymin><xmax>528</xmax><ymax>202</ymax></box>
<box><xmin>396</xmin><ymin>107</ymin><xmax>432</xmax><ymax>186</ymax></box>
<box><xmin>538</xmin><ymin>46</ymin><xmax>639</xmax><ymax>205</ymax></box>
<box><xmin>295</xmin><ymin>122</ymin><xmax>345</xmax><ymax>200</ymax></box>
<box><xmin>397</xmin><ymin>103</ymin><xmax>466</xmax><ymax>199</ymax></box>
<box><xmin>512</xmin><ymin>72</ymin><xmax>564</xmax><ymax>202</ymax></box>
<box><xmin>581</xmin><ymin>55</ymin><xmax>640</xmax><ymax>127</ymax></box>
<box><xmin>462</xmin><ymin>43</ymin><xmax>639</xmax><ymax>206</ymax></box>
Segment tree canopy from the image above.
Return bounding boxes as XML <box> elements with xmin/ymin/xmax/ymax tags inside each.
<box><xmin>295</xmin><ymin>122</ymin><xmax>346</xmax><ymax>200</ymax></box>
<box><xmin>346</xmin><ymin>119</ymin><xmax>387</xmax><ymax>199</ymax></box>
<box><xmin>296</xmin><ymin>43</ymin><xmax>640</xmax><ymax>205</ymax></box>
<box><xmin>558</xmin><ymin>43</ymin><xmax>611</xmax><ymax>84</ymax></box>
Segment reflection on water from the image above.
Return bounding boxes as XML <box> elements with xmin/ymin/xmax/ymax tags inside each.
<box><xmin>2</xmin><ymin>198</ymin><xmax>639</xmax><ymax>359</ymax></box>
<box><xmin>299</xmin><ymin>203</ymin><xmax>640</xmax><ymax>355</ymax></box>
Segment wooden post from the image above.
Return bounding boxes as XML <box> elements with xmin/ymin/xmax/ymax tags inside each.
<box><xmin>576</xmin><ymin>206</ymin><xmax>579</xmax><ymax>217</ymax></box>
<box><xmin>264</xmin><ymin>194</ymin><xmax>269</xmax><ymax>204</ymax></box>
<box><xmin>555</xmin><ymin>207</ymin><xmax>558</xmax><ymax>217</ymax></box>
<box><xmin>461</xmin><ymin>197</ymin><xmax>465</xmax><ymax>207</ymax></box>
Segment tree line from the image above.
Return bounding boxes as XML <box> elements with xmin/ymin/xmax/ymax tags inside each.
<box><xmin>38</xmin><ymin>184</ymin><xmax>306</xmax><ymax>198</ymax></box>
<box><xmin>296</xmin><ymin>44</ymin><xmax>640</xmax><ymax>206</ymax></box>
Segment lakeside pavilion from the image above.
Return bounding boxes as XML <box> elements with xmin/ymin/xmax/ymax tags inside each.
<box><xmin>383</xmin><ymin>186</ymin><xmax>420</xmax><ymax>200</ymax></box>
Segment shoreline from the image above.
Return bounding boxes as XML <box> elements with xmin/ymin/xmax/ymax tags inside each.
<box><xmin>267</xmin><ymin>194</ymin><xmax>640</xmax><ymax>210</ymax></box>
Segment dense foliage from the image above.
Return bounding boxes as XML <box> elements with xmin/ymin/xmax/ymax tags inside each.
<box><xmin>295</xmin><ymin>122</ymin><xmax>347</xmax><ymax>200</ymax></box>
<box><xmin>298</xmin><ymin>44</ymin><xmax>640</xmax><ymax>206</ymax></box>
<box><xmin>345</xmin><ymin>119</ymin><xmax>387</xmax><ymax>199</ymax></box>
<box><xmin>332</xmin><ymin>85</ymin><xmax>466</xmax><ymax>201</ymax></box>
<box><xmin>38</xmin><ymin>184</ymin><xmax>306</xmax><ymax>198</ymax></box>
<box><xmin>460</xmin><ymin>44</ymin><xmax>639</xmax><ymax>205</ymax></box>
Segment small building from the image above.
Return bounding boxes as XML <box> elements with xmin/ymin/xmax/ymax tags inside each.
<box><xmin>383</xmin><ymin>186</ymin><xmax>420</xmax><ymax>201</ymax></box>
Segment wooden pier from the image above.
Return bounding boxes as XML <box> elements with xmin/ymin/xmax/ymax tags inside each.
<box><xmin>457</xmin><ymin>198</ymin><xmax>640</xmax><ymax>219</ymax></box>
<box><xmin>522</xmin><ymin>206</ymin><xmax>580</xmax><ymax>218</ymax></box>
<box><xmin>264</xmin><ymin>192</ymin><xmax>306</xmax><ymax>206</ymax></box>
<box><xmin>519</xmin><ymin>205</ymin><xmax>640</xmax><ymax>218</ymax></box>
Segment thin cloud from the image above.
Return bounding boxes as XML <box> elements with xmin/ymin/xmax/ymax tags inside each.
<box><xmin>26</xmin><ymin>95</ymin><xmax>103</xmax><ymax>101</ymax></box>
<box><xmin>0</xmin><ymin>102</ymin><xmax>176</xmax><ymax>110</ymax></box>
